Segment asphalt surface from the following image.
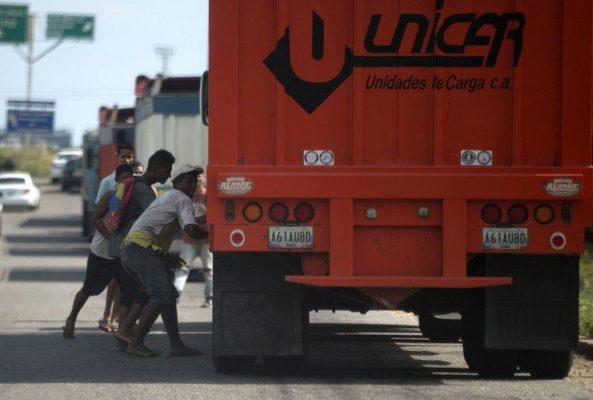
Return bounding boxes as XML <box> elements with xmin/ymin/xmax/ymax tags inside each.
<box><xmin>0</xmin><ymin>182</ymin><xmax>592</xmax><ymax>400</ymax></box>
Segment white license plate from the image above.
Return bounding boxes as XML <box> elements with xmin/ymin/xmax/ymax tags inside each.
<box><xmin>482</xmin><ymin>228</ymin><xmax>528</xmax><ymax>250</ymax></box>
<box><xmin>269</xmin><ymin>226</ymin><xmax>314</xmax><ymax>249</ymax></box>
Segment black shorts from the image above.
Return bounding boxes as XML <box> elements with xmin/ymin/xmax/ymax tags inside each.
<box><xmin>81</xmin><ymin>252</ymin><xmax>139</xmax><ymax>307</ymax></box>
<box><xmin>121</xmin><ymin>242</ymin><xmax>179</xmax><ymax>305</ymax></box>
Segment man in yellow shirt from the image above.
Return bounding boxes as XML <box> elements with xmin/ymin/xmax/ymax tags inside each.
<box><xmin>119</xmin><ymin>164</ymin><xmax>208</xmax><ymax>357</ymax></box>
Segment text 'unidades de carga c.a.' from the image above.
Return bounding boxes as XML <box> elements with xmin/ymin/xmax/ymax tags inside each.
<box><xmin>365</xmin><ymin>74</ymin><xmax>512</xmax><ymax>93</ymax></box>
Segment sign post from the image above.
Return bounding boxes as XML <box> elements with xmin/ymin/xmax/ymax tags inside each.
<box><xmin>0</xmin><ymin>4</ymin><xmax>28</xmax><ymax>43</ymax></box>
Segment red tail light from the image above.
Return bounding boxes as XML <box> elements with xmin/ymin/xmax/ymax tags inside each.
<box><xmin>550</xmin><ymin>232</ymin><xmax>566</xmax><ymax>250</ymax></box>
<box><xmin>22</xmin><ymin>189</ymin><xmax>30</xmax><ymax>194</ymax></box>
<box><xmin>294</xmin><ymin>203</ymin><xmax>315</xmax><ymax>223</ymax></box>
<box><xmin>507</xmin><ymin>204</ymin><xmax>528</xmax><ymax>224</ymax></box>
<box><xmin>481</xmin><ymin>204</ymin><xmax>502</xmax><ymax>225</ymax></box>
<box><xmin>269</xmin><ymin>203</ymin><xmax>289</xmax><ymax>223</ymax></box>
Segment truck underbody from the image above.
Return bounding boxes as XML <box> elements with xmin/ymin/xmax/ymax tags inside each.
<box><xmin>212</xmin><ymin>252</ymin><xmax>578</xmax><ymax>378</ymax></box>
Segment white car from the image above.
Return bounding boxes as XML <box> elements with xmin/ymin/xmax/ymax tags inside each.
<box><xmin>50</xmin><ymin>148</ymin><xmax>83</xmax><ymax>184</ymax></box>
<box><xmin>0</xmin><ymin>172</ymin><xmax>41</xmax><ymax>210</ymax></box>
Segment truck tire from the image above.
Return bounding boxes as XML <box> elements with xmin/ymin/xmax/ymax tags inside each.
<box><xmin>418</xmin><ymin>313</ymin><xmax>461</xmax><ymax>342</ymax></box>
<box><xmin>462</xmin><ymin>304</ymin><xmax>517</xmax><ymax>377</ymax></box>
<box><xmin>524</xmin><ymin>350</ymin><xmax>573</xmax><ymax>379</ymax></box>
<box><xmin>214</xmin><ymin>356</ymin><xmax>256</xmax><ymax>374</ymax></box>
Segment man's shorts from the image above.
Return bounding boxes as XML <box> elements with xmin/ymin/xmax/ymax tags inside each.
<box><xmin>121</xmin><ymin>242</ymin><xmax>179</xmax><ymax>305</ymax></box>
<box><xmin>81</xmin><ymin>252</ymin><xmax>139</xmax><ymax>307</ymax></box>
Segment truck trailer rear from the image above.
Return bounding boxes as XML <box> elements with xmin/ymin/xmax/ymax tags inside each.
<box><xmin>205</xmin><ymin>0</ymin><xmax>593</xmax><ymax>377</ymax></box>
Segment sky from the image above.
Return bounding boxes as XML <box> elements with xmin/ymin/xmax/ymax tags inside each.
<box><xmin>0</xmin><ymin>0</ymin><xmax>208</xmax><ymax>146</ymax></box>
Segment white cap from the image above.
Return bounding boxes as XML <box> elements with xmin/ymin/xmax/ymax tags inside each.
<box><xmin>170</xmin><ymin>164</ymin><xmax>204</xmax><ymax>182</ymax></box>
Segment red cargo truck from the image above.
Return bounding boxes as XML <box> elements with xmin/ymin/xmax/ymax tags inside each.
<box><xmin>98</xmin><ymin>107</ymin><xmax>135</xmax><ymax>179</ymax></box>
<box><xmin>204</xmin><ymin>0</ymin><xmax>593</xmax><ymax>377</ymax></box>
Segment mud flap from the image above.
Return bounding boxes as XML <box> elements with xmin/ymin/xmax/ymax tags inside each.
<box><xmin>213</xmin><ymin>252</ymin><xmax>306</xmax><ymax>358</ymax></box>
<box><xmin>484</xmin><ymin>255</ymin><xmax>579</xmax><ymax>351</ymax></box>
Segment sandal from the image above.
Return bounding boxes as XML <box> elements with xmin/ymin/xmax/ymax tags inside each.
<box><xmin>99</xmin><ymin>318</ymin><xmax>113</xmax><ymax>332</ymax></box>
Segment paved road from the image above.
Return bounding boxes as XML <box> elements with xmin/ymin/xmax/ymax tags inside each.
<box><xmin>0</xmin><ymin>183</ymin><xmax>592</xmax><ymax>400</ymax></box>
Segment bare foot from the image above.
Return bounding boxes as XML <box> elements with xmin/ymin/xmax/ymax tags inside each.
<box><xmin>170</xmin><ymin>345</ymin><xmax>202</xmax><ymax>357</ymax></box>
<box><xmin>126</xmin><ymin>344</ymin><xmax>159</xmax><ymax>357</ymax></box>
<box><xmin>115</xmin><ymin>337</ymin><xmax>127</xmax><ymax>352</ymax></box>
<box><xmin>62</xmin><ymin>318</ymin><xmax>75</xmax><ymax>339</ymax></box>
<box><xmin>113</xmin><ymin>330</ymin><xmax>132</xmax><ymax>344</ymax></box>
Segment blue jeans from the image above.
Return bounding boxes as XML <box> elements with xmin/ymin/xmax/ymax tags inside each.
<box><xmin>175</xmin><ymin>242</ymin><xmax>213</xmax><ymax>299</ymax></box>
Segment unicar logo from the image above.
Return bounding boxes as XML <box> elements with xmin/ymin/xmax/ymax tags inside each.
<box><xmin>264</xmin><ymin>0</ymin><xmax>526</xmax><ymax>113</ymax></box>
<box><xmin>218</xmin><ymin>177</ymin><xmax>254</xmax><ymax>195</ymax></box>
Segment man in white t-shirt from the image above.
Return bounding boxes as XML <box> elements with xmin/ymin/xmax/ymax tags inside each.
<box><xmin>96</xmin><ymin>141</ymin><xmax>134</xmax><ymax>333</ymax></box>
<box><xmin>119</xmin><ymin>164</ymin><xmax>208</xmax><ymax>357</ymax></box>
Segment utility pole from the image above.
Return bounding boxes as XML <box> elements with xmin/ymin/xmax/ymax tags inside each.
<box><xmin>155</xmin><ymin>46</ymin><xmax>174</xmax><ymax>75</ymax></box>
<box><xmin>14</xmin><ymin>14</ymin><xmax>66</xmax><ymax>106</ymax></box>
<box><xmin>27</xmin><ymin>15</ymin><xmax>34</xmax><ymax>105</ymax></box>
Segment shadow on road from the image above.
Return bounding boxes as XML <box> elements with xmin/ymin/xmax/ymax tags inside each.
<box><xmin>5</xmin><ymin>228</ymin><xmax>89</xmax><ymax>258</ymax></box>
<box><xmin>20</xmin><ymin>217</ymin><xmax>80</xmax><ymax>228</ymax></box>
<box><xmin>4</xmin><ymin>234</ymin><xmax>85</xmax><ymax>245</ymax></box>
<box><xmin>7</xmin><ymin>268</ymin><xmax>85</xmax><ymax>282</ymax></box>
<box><xmin>8</xmin><ymin>248</ymin><xmax>89</xmax><ymax>257</ymax></box>
<box><xmin>0</xmin><ymin>320</ymin><xmax>503</xmax><ymax>384</ymax></box>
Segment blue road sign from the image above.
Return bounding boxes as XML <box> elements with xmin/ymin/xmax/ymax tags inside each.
<box><xmin>6</xmin><ymin>110</ymin><xmax>54</xmax><ymax>134</ymax></box>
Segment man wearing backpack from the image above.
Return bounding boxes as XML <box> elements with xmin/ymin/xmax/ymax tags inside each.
<box><xmin>109</xmin><ymin>149</ymin><xmax>176</xmax><ymax>347</ymax></box>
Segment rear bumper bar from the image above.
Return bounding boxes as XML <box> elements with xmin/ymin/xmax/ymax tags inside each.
<box><xmin>285</xmin><ymin>275</ymin><xmax>512</xmax><ymax>288</ymax></box>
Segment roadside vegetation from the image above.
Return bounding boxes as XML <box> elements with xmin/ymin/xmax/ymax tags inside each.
<box><xmin>0</xmin><ymin>147</ymin><xmax>54</xmax><ymax>178</ymax></box>
<box><xmin>581</xmin><ymin>242</ymin><xmax>593</xmax><ymax>338</ymax></box>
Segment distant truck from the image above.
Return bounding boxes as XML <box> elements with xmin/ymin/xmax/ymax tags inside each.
<box><xmin>204</xmin><ymin>0</ymin><xmax>593</xmax><ymax>378</ymax></box>
<box><xmin>98</xmin><ymin>107</ymin><xmax>135</xmax><ymax>179</ymax></box>
<box><xmin>81</xmin><ymin>106</ymin><xmax>135</xmax><ymax>238</ymax></box>
<box><xmin>134</xmin><ymin>75</ymin><xmax>208</xmax><ymax>169</ymax></box>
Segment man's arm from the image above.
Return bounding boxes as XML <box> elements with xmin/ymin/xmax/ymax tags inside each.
<box><xmin>184</xmin><ymin>224</ymin><xmax>208</xmax><ymax>240</ymax></box>
<box><xmin>92</xmin><ymin>191</ymin><xmax>113</xmax><ymax>239</ymax></box>
<box><xmin>95</xmin><ymin>173</ymin><xmax>115</xmax><ymax>205</ymax></box>
<box><xmin>95</xmin><ymin>178</ymin><xmax>109</xmax><ymax>205</ymax></box>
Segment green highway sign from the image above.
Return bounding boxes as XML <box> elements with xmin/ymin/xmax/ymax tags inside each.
<box><xmin>0</xmin><ymin>4</ymin><xmax>28</xmax><ymax>43</ymax></box>
<box><xmin>46</xmin><ymin>14</ymin><xmax>94</xmax><ymax>40</ymax></box>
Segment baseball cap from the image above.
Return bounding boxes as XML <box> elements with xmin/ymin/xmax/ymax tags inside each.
<box><xmin>170</xmin><ymin>164</ymin><xmax>204</xmax><ymax>182</ymax></box>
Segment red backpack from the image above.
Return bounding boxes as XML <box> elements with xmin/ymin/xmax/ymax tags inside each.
<box><xmin>104</xmin><ymin>177</ymin><xmax>136</xmax><ymax>232</ymax></box>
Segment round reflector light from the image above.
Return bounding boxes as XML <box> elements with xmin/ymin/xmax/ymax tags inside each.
<box><xmin>269</xmin><ymin>202</ymin><xmax>289</xmax><ymax>223</ymax></box>
<box><xmin>534</xmin><ymin>204</ymin><xmax>555</xmax><ymax>225</ymax></box>
<box><xmin>550</xmin><ymin>232</ymin><xmax>566</xmax><ymax>251</ymax></box>
<box><xmin>294</xmin><ymin>203</ymin><xmax>315</xmax><ymax>223</ymax></box>
<box><xmin>243</xmin><ymin>202</ymin><xmax>263</xmax><ymax>223</ymax></box>
<box><xmin>507</xmin><ymin>204</ymin><xmax>528</xmax><ymax>225</ymax></box>
<box><xmin>230</xmin><ymin>229</ymin><xmax>246</xmax><ymax>248</ymax></box>
<box><xmin>481</xmin><ymin>204</ymin><xmax>502</xmax><ymax>225</ymax></box>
